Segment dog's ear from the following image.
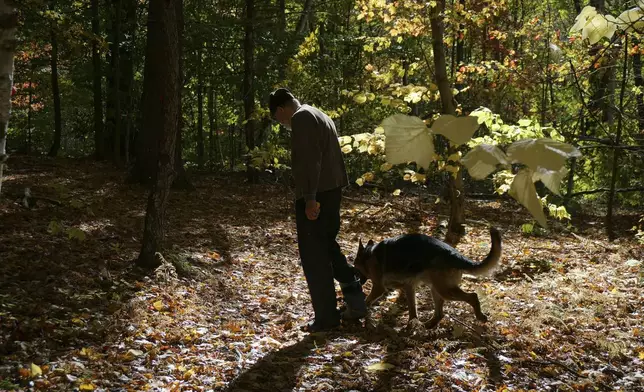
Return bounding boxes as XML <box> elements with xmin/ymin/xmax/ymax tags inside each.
<box><xmin>367</xmin><ymin>239</ymin><xmax>374</xmax><ymax>247</ymax></box>
<box><xmin>358</xmin><ymin>239</ymin><xmax>364</xmax><ymax>253</ymax></box>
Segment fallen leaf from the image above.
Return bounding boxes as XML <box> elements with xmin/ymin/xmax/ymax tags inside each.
<box><xmin>366</xmin><ymin>362</ymin><xmax>395</xmax><ymax>372</ymax></box>
<box><xmin>79</xmin><ymin>383</ymin><xmax>95</xmax><ymax>391</ymax></box>
<box><xmin>31</xmin><ymin>363</ymin><xmax>42</xmax><ymax>377</ymax></box>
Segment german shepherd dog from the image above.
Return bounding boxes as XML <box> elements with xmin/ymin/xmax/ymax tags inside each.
<box><xmin>353</xmin><ymin>227</ymin><xmax>502</xmax><ymax>328</ymax></box>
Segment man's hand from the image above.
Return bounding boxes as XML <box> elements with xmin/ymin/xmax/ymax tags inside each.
<box><xmin>305</xmin><ymin>200</ymin><xmax>321</xmax><ymax>220</ymax></box>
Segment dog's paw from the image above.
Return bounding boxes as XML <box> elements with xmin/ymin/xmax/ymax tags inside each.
<box><xmin>405</xmin><ymin>318</ymin><xmax>424</xmax><ymax>333</ymax></box>
<box><xmin>425</xmin><ymin>317</ymin><xmax>442</xmax><ymax>329</ymax></box>
<box><xmin>476</xmin><ymin>313</ymin><xmax>488</xmax><ymax>323</ymax></box>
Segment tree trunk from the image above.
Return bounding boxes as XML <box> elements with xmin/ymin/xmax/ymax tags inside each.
<box><xmin>91</xmin><ymin>0</ymin><xmax>103</xmax><ymax>160</ymax></box>
<box><xmin>27</xmin><ymin>78</ymin><xmax>32</xmax><ymax>154</ymax></box>
<box><xmin>243</xmin><ymin>0</ymin><xmax>257</xmax><ymax>182</ymax></box>
<box><xmin>172</xmin><ymin>0</ymin><xmax>191</xmax><ymax>189</ymax></box>
<box><xmin>208</xmin><ymin>84</ymin><xmax>215</xmax><ymax>170</ymax></box>
<box><xmin>131</xmin><ymin>0</ymin><xmax>189</xmax><ymax>188</ymax></box>
<box><xmin>277</xmin><ymin>0</ymin><xmax>286</xmax><ymax>81</ymax></box>
<box><xmin>632</xmin><ymin>39</ymin><xmax>644</xmax><ymax>135</ymax></box>
<box><xmin>48</xmin><ymin>16</ymin><xmax>62</xmax><ymax>157</ymax></box>
<box><xmin>430</xmin><ymin>0</ymin><xmax>464</xmax><ymax>246</ymax></box>
<box><xmin>0</xmin><ymin>0</ymin><xmax>17</xmax><ymax>195</ymax></box>
<box><xmin>111</xmin><ymin>0</ymin><xmax>122</xmax><ymax>164</ymax></box>
<box><xmin>137</xmin><ymin>0</ymin><xmax>181</xmax><ymax>269</ymax></box>
<box><xmin>196</xmin><ymin>48</ymin><xmax>204</xmax><ymax>169</ymax></box>
<box><xmin>606</xmin><ymin>35</ymin><xmax>628</xmax><ymax>240</ymax></box>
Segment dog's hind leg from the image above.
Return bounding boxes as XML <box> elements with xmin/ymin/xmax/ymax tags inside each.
<box><xmin>403</xmin><ymin>284</ymin><xmax>418</xmax><ymax>321</ymax></box>
<box><xmin>436</xmin><ymin>286</ymin><xmax>488</xmax><ymax>322</ymax></box>
<box><xmin>426</xmin><ymin>288</ymin><xmax>445</xmax><ymax>329</ymax></box>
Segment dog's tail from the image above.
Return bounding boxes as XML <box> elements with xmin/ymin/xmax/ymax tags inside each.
<box><xmin>459</xmin><ymin>227</ymin><xmax>502</xmax><ymax>276</ymax></box>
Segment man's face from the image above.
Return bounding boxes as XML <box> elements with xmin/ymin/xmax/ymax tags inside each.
<box><xmin>273</xmin><ymin>106</ymin><xmax>291</xmax><ymax>129</ymax></box>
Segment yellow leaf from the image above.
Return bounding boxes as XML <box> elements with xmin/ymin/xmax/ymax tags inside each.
<box><xmin>343</xmin><ymin>351</ymin><xmax>353</xmax><ymax>357</ymax></box>
<box><xmin>411</xmin><ymin>173</ymin><xmax>426</xmax><ymax>183</ymax></box>
<box><xmin>374</xmin><ymin>126</ymin><xmax>385</xmax><ymax>134</ymax></box>
<box><xmin>363</xmin><ymin>172</ymin><xmax>375</xmax><ymax>182</ymax></box>
<box><xmin>639</xmin><ymin>351</ymin><xmax>644</xmax><ymax>360</ymax></box>
<box><xmin>392</xmin><ymin>189</ymin><xmax>401</xmax><ymax>196</ymax></box>
<box><xmin>153</xmin><ymin>301</ymin><xmax>164</xmax><ymax>311</ymax></box>
<box><xmin>31</xmin><ymin>363</ymin><xmax>42</xmax><ymax>377</ymax></box>
<box><xmin>80</xmin><ymin>383</ymin><xmax>95</xmax><ymax>391</ymax></box>
<box><xmin>355</xmin><ymin>178</ymin><xmax>365</xmax><ymax>186</ymax></box>
<box><xmin>447</xmin><ymin>151</ymin><xmax>462</xmax><ymax>162</ymax></box>
<box><xmin>183</xmin><ymin>369</ymin><xmax>195</xmax><ymax>380</ymax></box>
<box><xmin>341</xmin><ymin>144</ymin><xmax>353</xmax><ymax>154</ymax></box>
<box><xmin>380</xmin><ymin>162</ymin><xmax>393</xmax><ymax>171</ymax></box>
<box><xmin>367</xmin><ymin>362</ymin><xmax>395</xmax><ymax>371</ymax></box>
<box><xmin>353</xmin><ymin>94</ymin><xmax>367</xmax><ymax>104</ymax></box>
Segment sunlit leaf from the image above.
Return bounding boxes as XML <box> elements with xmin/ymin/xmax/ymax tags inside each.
<box><xmin>570</xmin><ymin>6</ymin><xmax>597</xmax><ymax>33</ymax></box>
<box><xmin>531</xmin><ymin>166</ymin><xmax>568</xmax><ymax>195</ymax></box>
<box><xmin>461</xmin><ymin>144</ymin><xmax>509</xmax><ymax>180</ymax></box>
<box><xmin>506</xmin><ymin>138</ymin><xmax>580</xmax><ymax>172</ymax></box>
<box><xmin>381</xmin><ymin>114</ymin><xmax>434</xmax><ymax>170</ymax></box>
<box><xmin>67</xmin><ymin>227</ymin><xmax>86</xmax><ymax>241</ymax></box>
<box><xmin>616</xmin><ymin>7</ymin><xmax>644</xmax><ymax>32</ymax></box>
<box><xmin>393</xmin><ymin>189</ymin><xmax>401</xmax><ymax>196</ymax></box>
<box><xmin>380</xmin><ymin>162</ymin><xmax>393</xmax><ymax>171</ymax></box>
<box><xmin>582</xmin><ymin>14</ymin><xmax>617</xmax><ymax>44</ymax></box>
<box><xmin>354</xmin><ymin>94</ymin><xmax>367</xmax><ymax>104</ymax></box>
<box><xmin>431</xmin><ymin>114</ymin><xmax>480</xmax><ymax>145</ymax></box>
<box><xmin>30</xmin><ymin>364</ymin><xmax>42</xmax><ymax>377</ymax></box>
<box><xmin>356</xmin><ymin>177</ymin><xmax>365</xmax><ymax>186</ymax></box>
<box><xmin>366</xmin><ymin>362</ymin><xmax>395</xmax><ymax>371</ymax></box>
<box><xmin>79</xmin><ymin>383</ymin><xmax>95</xmax><ymax>391</ymax></box>
<box><xmin>509</xmin><ymin>169</ymin><xmax>547</xmax><ymax>227</ymax></box>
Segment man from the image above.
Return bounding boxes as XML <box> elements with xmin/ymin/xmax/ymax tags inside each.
<box><xmin>269</xmin><ymin>88</ymin><xmax>367</xmax><ymax>332</ymax></box>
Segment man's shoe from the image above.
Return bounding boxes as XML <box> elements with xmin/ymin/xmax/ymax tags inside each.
<box><xmin>340</xmin><ymin>281</ymin><xmax>368</xmax><ymax>320</ymax></box>
<box><xmin>300</xmin><ymin>319</ymin><xmax>341</xmax><ymax>333</ymax></box>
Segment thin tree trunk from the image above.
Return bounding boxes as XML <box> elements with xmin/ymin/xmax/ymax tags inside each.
<box><xmin>0</xmin><ymin>0</ymin><xmax>17</xmax><ymax>195</ymax></box>
<box><xmin>606</xmin><ymin>35</ymin><xmax>628</xmax><ymax>240</ymax></box>
<box><xmin>48</xmin><ymin>17</ymin><xmax>62</xmax><ymax>157</ymax></box>
<box><xmin>27</xmin><ymin>78</ymin><xmax>32</xmax><ymax>154</ymax></box>
<box><xmin>171</xmin><ymin>0</ymin><xmax>191</xmax><ymax>189</ymax></box>
<box><xmin>196</xmin><ymin>48</ymin><xmax>204</xmax><ymax>169</ymax></box>
<box><xmin>137</xmin><ymin>0</ymin><xmax>181</xmax><ymax>269</ymax></box>
<box><xmin>572</xmin><ymin>0</ymin><xmax>581</xmax><ymax>14</ymax></box>
<box><xmin>632</xmin><ymin>38</ymin><xmax>644</xmax><ymax>134</ymax></box>
<box><xmin>112</xmin><ymin>0</ymin><xmax>122</xmax><ymax>164</ymax></box>
<box><xmin>243</xmin><ymin>0</ymin><xmax>257</xmax><ymax>182</ymax></box>
<box><xmin>208</xmin><ymin>84</ymin><xmax>215</xmax><ymax>171</ymax></box>
<box><xmin>431</xmin><ymin>0</ymin><xmax>464</xmax><ymax>246</ymax></box>
<box><xmin>277</xmin><ymin>0</ymin><xmax>286</xmax><ymax>81</ymax></box>
<box><xmin>91</xmin><ymin>0</ymin><xmax>103</xmax><ymax>159</ymax></box>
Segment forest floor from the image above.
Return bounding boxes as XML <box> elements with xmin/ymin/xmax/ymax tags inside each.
<box><xmin>0</xmin><ymin>155</ymin><xmax>643</xmax><ymax>392</ymax></box>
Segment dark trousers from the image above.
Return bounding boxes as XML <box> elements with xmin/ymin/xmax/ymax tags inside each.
<box><xmin>295</xmin><ymin>187</ymin><xmax>356</xmax><ymax>323</ymax></box>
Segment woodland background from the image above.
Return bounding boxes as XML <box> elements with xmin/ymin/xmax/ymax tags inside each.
<box><xmin>0</xmin><ymin>0</ymin><xmax>643</xmax><ymax>390</ymax></box>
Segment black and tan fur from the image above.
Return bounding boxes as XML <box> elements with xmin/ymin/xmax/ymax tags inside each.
<box><xmin>353</xmin><ymin>227</ymin><xmax>502</xmax><ymax>328</ymax></box>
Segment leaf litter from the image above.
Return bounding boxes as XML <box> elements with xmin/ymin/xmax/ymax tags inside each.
<box><xmin>0</xmin><ymin>155</ymin><xmax>642</xmax><ymax>391</ymax></box>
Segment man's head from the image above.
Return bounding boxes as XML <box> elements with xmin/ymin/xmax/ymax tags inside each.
<box><xmin>269</xmin><ymin>88</ymin><xmax>299</xmax><ymax>129</ymax></box>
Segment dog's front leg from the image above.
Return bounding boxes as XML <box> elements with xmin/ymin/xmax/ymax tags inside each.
<box><xmin>403</xmin><ymin>284</ymin><xmax>418</xmax><ymax>321</ymax></box>
<box><xmin>365</xmin><ymin>283</ymin><xmax>386</xmax><ymax>306</ymax></box>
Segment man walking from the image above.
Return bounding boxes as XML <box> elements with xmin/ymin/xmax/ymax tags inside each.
<box><xmin>269</xmin><ymin>88</ymin><xmax>367</xmax><ymax>332</ymax></box>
